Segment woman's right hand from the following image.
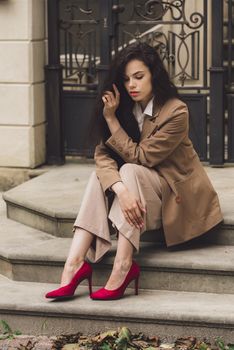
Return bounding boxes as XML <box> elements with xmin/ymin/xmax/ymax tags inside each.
<box><xmin>102</xmin><ymin>84</ymin><xmax>120</xmax><ymax>121</ymax></box>
<box><xmin>111</xmin><ymin>182</ymin><xmax>146</xmax><ymax>229</ymax></box>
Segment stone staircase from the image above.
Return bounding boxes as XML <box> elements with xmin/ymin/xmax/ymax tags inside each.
<box><xmin>1</xmin><ymin>163</ymin><xmax>234</xmax><ymax>341</ymax></box>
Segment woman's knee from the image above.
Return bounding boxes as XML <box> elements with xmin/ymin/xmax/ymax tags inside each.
<box><xmin>119</xmin><ymin>163</ymin><xmax>141</xmax><ymax>181</ymax></box>
<box><xmin>86</xmin><ymin>170</ymin><xmax>102</xmax><ymax>189</ymax></box>
<box><xmin>90</xmin><ymin>170</ymin><xmax>100</xmax><ymax>182</ymax></box>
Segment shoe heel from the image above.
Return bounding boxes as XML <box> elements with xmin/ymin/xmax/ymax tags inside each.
<box><xmin>135</xmin><ymin>277</ymin><xmax>139</xmax><ymax>295</ymax></box>
<box><xmin>88</xmin><ymin>275</ymin><xmax>93</xmax><ymax>295</ymax></box>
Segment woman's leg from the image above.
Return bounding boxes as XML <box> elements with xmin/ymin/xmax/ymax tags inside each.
<box><xmin>108</xmin><ymin>163</ymin><xmax>162</xmax><ymax>254</ymax></box>
<box><xmin>59</xmin><ymin>170</ymin><xmax>114</xmax><ymax>287</ymax></box>
<box><xmin>73</xmin><ymin>171</ymin><xmax>112</xmax><ymax>263</ymax></box>
<box><xmin>103</xmin><ymin>163</ymin><xmax>162</xmax><ymax>291</ymax></box>
<box><xmin>60</xmin><ymin>228</ymin><xmax>94</xmax><ymax>287</ymax></box>
<box><xmin>105</xmin><ymin>232</ymin><xmax>134</xmax><ymax>290</ymax></box>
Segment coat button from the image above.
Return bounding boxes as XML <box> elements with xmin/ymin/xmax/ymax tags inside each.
<box><xmin>125</xmin><ymin>152</ymin><xmax>130</xmax><ymax>157</ymax></box>
<box><xmin>118</xmin><ymin>147</ymin><xmax>123</xmax><ymax>151</ymax></box>
<box><xmin>112</xmin><ymin>140</ymin><xmax>116</xmax><ymax>145</ymax></box>
<box><xmin>175</xmin><ymin>196</ymin><xmax>181</xmax><ymax>204</ymax></box>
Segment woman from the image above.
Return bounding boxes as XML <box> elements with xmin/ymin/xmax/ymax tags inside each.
<box><xmin>45</xmin><ymin>42</ymin><xmax>223</xmax><ymax>301</ymax></box>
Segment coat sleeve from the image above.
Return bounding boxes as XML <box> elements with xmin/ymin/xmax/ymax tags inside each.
<box><xmin>94</xmin><ymin>141</ymin><xmax>122</xmax><ymax>193</ymax></box>
<box><xmin>105</xmin><ymin>103</ymin><xmax>189</xmax><ymax>168</ymax></box>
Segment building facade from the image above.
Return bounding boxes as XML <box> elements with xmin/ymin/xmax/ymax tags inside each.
<box><xmin>0</xmin><ymin>0</ymin><xmax>46</xmax><ymax>168</ymax></box>
<box><xmin>0</xmin><ymin>0</ymin><xmax>233</xmax><ymax>168</ymax></box>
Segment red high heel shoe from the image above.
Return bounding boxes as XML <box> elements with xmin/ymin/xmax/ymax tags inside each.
<box><xmin>45</xmin><ymin>261</ymin><xmax>92</xmax><ymax>299</ymax></box>
<box><xmin>90</xmin><ymin>261</ymin><xmax>140</xmax><ymax>300</ymax></box>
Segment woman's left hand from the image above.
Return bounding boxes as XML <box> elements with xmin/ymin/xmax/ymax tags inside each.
<box><xmin>102</xmin><ymin>84</ymin><xmax>120</xmax><ymax>121</ymax></box>
<box><xmin>112</xmin><ymin>182</ymin><xmax>146</xmax><ymax>229</ymax></box>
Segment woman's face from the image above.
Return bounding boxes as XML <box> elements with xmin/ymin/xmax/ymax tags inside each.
<box><xmin>123</xmin><ymin>59</ymin><xmax>153</xmax><ymax>109</ymax></box>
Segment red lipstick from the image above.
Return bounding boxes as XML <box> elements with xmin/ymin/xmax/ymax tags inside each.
<box><xmin>130</xmin><ymin>91</ymin><xmax>139</xmax><ymax>97</ymax></box>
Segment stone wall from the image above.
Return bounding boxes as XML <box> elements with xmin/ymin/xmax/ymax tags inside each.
<box><xmin>0</xmin><ymin>0</ymin><xmax>46</xmax><ymax>168</ymax></box>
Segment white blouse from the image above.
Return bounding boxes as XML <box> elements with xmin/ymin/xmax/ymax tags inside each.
<box><xmin>132</xmin><ymin>97</ymin><xmax>154</xmax><ymax>132</ymax></box>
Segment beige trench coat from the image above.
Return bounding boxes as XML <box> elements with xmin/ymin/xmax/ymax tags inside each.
<box><xmin>94</xmin><ymin>98</ymin><xmax>223</xmax><ymax>246</ymax></box>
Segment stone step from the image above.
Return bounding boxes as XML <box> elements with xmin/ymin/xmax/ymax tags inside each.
<box><xmin>1</xmin><ymin>194</ymin><xmax>234</xmax><ymax>295</ymax></box>
<box><xmin>1</xmin><ymin>165</ymin><xmax>234</xmax><ymax>296</ymax></box>
<box><xmin>3</xmin><ymin>228</ymin><xmax>234</xmax><ymax>295</ymax></box>
<box><xmin>3</xmin><ymin>164</ymin><xmax>234</xmax><ymax>244</ymax></box>
<box><xmin>0</xmin><ymin>274</ymin><xmax>234</xmax><ymax>341</ymax></box>
<box><xmin>3</xmin><ymin>164</ymin><xmax>94</xmax><ymax>238</ymax></box>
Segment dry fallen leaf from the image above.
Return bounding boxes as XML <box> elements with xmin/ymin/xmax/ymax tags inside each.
<box><xmin>62</xmin><ymin>344</ymin><xmax>83</xmax><ymax>350</ymax></box>
<box><xmin>148</xmin><ymin>336</ymin><xmax>160</xmax><ymax>347</ymax></box>
<box><xmin>132</xmin><ymin>339</ymin><xmax>153</xmax><ymax>348</ymax></box>
<box><xmin>92</xmin><ymin>330</ymin><xmax>117</xmax><ymax>343</ymax></box>
<box><xmin>175</xmin><ymin>337</ymin><xmax>197</xmax><ymax>350</ymax></box>
<box><xmin>160</xmin><ymin>343</ymin><xmax>175</xmax><ymax>349</ymax></box>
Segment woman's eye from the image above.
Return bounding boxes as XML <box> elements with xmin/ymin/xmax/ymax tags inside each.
<box><xmin>123</xmin><ymin>75</ymin><xmax>143</xmax><ymax>81</ymax></box>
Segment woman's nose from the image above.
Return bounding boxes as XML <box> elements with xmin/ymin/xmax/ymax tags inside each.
<box><xmin>129</xmin><ymin>79</ymin><xmax>136</xmax><ymax>88</ymax></box>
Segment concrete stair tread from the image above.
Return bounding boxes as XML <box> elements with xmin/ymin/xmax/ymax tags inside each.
<box><xmin>0</xmin><ymin>237</ymin><xmax>69</xmax><ymax>262</ymax></box>
<box><xmin>3</xmin><ymin>193</ymin><xmax>234</xmax><ymax>296</ymax></box>
<box><xmin>3</xmin><ymin>164</ymin><xmax>94</xmax><ymax>219</ymax></box>
<box><xmin>1</xmin><ymin>193</ymin><xmax>234</xmax><ymax>272</ymax></box>
<box><xmin>3</xmin><ymin>164</ymin><xmax>234</xmax><ymax>225</ymax></box>
<box><xmin>2</xmin><ymin>222</ymin><xmax>234</xmax><ymax>273</ymax></box>
<box><xmin>0</xmin><ymin>274</ymin><xmax>234</xmax><ymax>328</ymax></box>
<box><xmin>0</xmin><ymin>196</ymin><xmax>58</xmax><ymax>258</ymax></box>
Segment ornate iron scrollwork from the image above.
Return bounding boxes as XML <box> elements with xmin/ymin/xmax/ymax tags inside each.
<box><xmin>58</xmin><ymin>0</ymin><xmax>207</xmax><ymax>88</ymax></box>
<box><xmin>117</xmin><ymin>0</ymin><xmax>206</xmax><ymax>87</ymax></box>
<box><xmin>59</xmin><ymin>0</ymin><xmax>99</xmax><ymax>90</ymax></box>
<box><xmin>135</xmin><ymin>0</ymin><xmax>183</xmax><ymax>22</ymax></box>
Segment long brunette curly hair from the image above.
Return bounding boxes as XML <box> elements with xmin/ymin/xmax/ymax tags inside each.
<box><xmin>90</xmin><ymin>42</ymin><xmax>179</xmax><ymax>163</ymax></box>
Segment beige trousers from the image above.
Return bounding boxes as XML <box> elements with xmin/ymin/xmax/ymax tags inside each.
<box><xmin>73</xmin><ymin>163</ymin><xmax>162</xmax><ymax>263</ymax></box>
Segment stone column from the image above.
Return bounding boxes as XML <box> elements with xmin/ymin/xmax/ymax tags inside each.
<box><xmin>0</xmin><ymin>0</ymin><xmax>46</xmax><ymax>168</ymax></box>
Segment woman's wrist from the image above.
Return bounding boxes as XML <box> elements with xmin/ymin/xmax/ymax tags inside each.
<box><xmin>105</xmin><ymin>116</ymin><xmax>120</xmax><ymax>134</ymax></box>
<box><xmin>104</xmin><ymin>112</ymin><xmax>116</xmax><ymax>121</ymax></box>
<box><xmin>111</xmin><ymin>181</ymin><xmax>126</xmax><ymax>196</ymax></box>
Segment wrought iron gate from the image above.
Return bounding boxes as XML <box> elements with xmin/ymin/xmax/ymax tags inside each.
<box><xmin>45</xmin><ymin>0</ymin><xmax>234</xmax><ymax>165</ymax></box>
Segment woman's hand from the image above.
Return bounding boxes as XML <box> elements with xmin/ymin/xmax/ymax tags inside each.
<box><xmin>112</xmin><ymin>182</ymin><xmax>146</xmax><ymax>229</ymax></box>
<box><xmin>102</xmin><ymin>84</ymin><xmax>120</xmax><ymax>121</ymax></box>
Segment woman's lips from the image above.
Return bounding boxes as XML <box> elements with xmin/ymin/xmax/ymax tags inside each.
<box><xmin>130</xmin><ymin>91</ymin><xmax>139</xmax><ymax>97</ymax></box>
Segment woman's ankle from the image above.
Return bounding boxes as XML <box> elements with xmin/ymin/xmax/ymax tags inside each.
<box><xmin>104</xmin><ymin>259</ymin><xmax>133</xmax><ymax>290</ymax></box>
<box><xmin>64</xmin><ymin>258</ymin><xmax>85</xmax><ymax>270</ymax></box>
<box><xmin>112</xmin><ymin>258</ymin><xmax>132</xmax><ymax>272</ymax></box>
<box><xmin>60</xmin><ymin>260</ymin><xmax>85</xmax><ymax>286</ymax></box>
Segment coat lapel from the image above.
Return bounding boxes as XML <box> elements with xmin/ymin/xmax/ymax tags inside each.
<box><xmin>140</xmin><ymin>101</ymin><xmax>161</xmax><ymax>140</ymax></box>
